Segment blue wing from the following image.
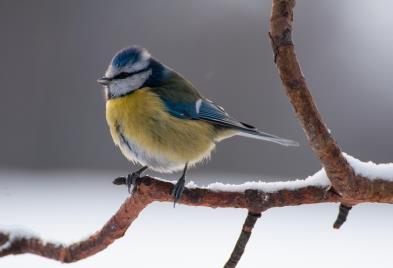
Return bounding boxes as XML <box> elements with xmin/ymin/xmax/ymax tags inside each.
<box><xmin>197</xmin><ymin>99</ymin><xmax>255</xmax><ymax>131</ymax></box>
<box><xmin>160</xmin><ymin>97</ymin><xmax>299</xmax><ymax>147</ymax></box>
<box><xmin>161</xmin><ymin>97</ymin><xmax>250</xmax><ymax>130</ymax></box>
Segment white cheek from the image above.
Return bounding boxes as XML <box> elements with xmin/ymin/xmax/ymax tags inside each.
<box><xmin>108</xmin><ymin>69</ymin><xmax>152</xmax><ymax>97</ymax></box>
<box><xmin>108</xmin><ymin>80</ymin><xmax>129</xmax><ymax>97</ymax></box>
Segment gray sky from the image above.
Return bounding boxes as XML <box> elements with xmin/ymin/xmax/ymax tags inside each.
<box><xmin>0</xmin><ymin>0</ymin><xmax>392</xmax><ymax>178</ymax></box>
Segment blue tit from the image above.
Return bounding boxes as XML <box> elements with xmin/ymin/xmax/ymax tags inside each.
<box><xmin>98</xmin><ymin>46</ymin><xmax>298</xmax><ymax>203</ymax></box>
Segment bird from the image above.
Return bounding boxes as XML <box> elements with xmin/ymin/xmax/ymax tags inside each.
<box><xmin>98</xmin><ymin>46</ymin><xmax>299</xmax><ymax>204</ymax></box>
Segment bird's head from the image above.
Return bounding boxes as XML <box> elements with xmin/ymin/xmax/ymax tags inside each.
<box><xmin>98</xmin><ymin>46</ymin><xmax>168</xmax><ymax>99</ymax></box>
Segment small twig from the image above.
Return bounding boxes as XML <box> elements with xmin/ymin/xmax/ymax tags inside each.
<box><xmin>224</xmin><ymin>212</ymin><xmax>262</xmax><ymax>268</ymax></box>
<box><xmin>333</xmin><ymin>203</ymin><xmax>352</xmax><ymax>229</ymax></box>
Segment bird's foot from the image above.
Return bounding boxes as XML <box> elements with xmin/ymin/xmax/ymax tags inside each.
<box><xmin>171</xmin><ymin>177</ymin><xmax>185</xmax><ymax>207</ymax></box>
<box><xmin>125</xmin><ymin>172</ymin><xmax>141</xmax><ymax>194</ymax></box>
<box><xmin>112</xmin><ymin>166</ymin><xmax>148</xmax><ymax>194</ymax></box>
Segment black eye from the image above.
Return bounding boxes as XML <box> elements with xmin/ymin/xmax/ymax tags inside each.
<box><xmin>112</xmin><ymin>72</ymin><xmax>132</xmax><ymax>80</ymax></box>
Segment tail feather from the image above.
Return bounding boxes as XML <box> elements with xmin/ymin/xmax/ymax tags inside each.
<box><xmin>236</xmin><ymin>128</ymin><xmax>299</xmax><ymax>147</ymax></box>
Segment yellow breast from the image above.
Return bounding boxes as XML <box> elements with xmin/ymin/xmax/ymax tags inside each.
<box><xmin>105</xmin><ymin>88</ymin><xmax>216</xmax><ymax>171</ymax></box>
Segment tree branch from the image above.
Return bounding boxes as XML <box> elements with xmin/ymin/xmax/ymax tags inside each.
<box><xmin>224</xmin><ymin>212</ymin><xmax>261</xmax><ymax>268</ymax></box>
<box><xmin>269</xmin><ymin>0</ymin><xmax>357</xmax><ymax>198</ymax></box>
<box><xmin>1</xmin><ymin>165</ymin><xmax>393</xmax><ymax>263</ymax></box>
<box><xmin>0</xmin><ymin>175</ymin><xmax>340</xmax><ymax>262</ymax></box>
<box><xmin>268</xmin><ymin>0</ymin><xmax>393</xmax><ymax>208</ymax></box>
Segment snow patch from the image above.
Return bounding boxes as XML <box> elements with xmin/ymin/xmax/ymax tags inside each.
<box><xmin>343</xmin><ymin>153</ymin><xmax>393</xmax><ymax>181</ymax></box>
<box><xmin>0</xmin><ymin>226</ymin><xmax>38</xmax><ymax>251</ymax></box>
<box><xmin>187</xmin><ymin>169</ymin><xmax>330</xmax><ymax>193</ymax></box>
<box><xmin>185</xmin><ymin>153</ymin><xmax>393</xmax><ymax>193</ymax></box>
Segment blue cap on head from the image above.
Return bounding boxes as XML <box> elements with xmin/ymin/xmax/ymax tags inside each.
<box><xmin>104</xmin><ymin>46</ymin><xmax>152</xmax><ymax>79</ymax></box>
<box><xmin>111</xmin><ymin>46</ymin><xmax>149</xmax><ymax>68</ymax></box>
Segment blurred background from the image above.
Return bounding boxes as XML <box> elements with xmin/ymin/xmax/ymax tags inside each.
<box><xmin>1</xmin><ymin>0</ymin><xmax>392</xmax><ymax>177</ymax></box>
<box><xmin>0</xmin><ymin>0</ymin><xmax>392</xmax><ymax>267</ymax></box>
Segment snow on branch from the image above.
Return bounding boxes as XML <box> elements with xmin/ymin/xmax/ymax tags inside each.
<box><xmin>344</xmin><ymin>153</ymin><xmax>393</xmax><ymax>181</ymax></box>
<box><xmin>188</xmin><ymin>168</ymin><xmax>330</xmax><ymax>193</ymax></box>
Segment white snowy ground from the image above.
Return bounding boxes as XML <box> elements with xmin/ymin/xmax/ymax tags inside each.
<box><xmin>1</xmin><ymin>170</ymin><xmax>393</xmax><ymax>268</ymax></box>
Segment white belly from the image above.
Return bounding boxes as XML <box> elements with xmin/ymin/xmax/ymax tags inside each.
<box><xmin>116</xmin><ymin>127</ymin><xmax>185</xmax><ymax>173</ymax></box>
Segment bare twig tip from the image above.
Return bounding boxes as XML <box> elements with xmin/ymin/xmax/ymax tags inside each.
<box><xmin>224</xmin><ymin>211</ymin><xmax>262</xmax><ymax>268</ymax></box>
<box><xmin>333</xmin><ymin>203</ymin><xmax>352</xmax><ymax>229</ymax></box>
<box><xmin>112</xmin><ymin>177</ymin><xmax>126</xmax><ymax>185</ymax></box>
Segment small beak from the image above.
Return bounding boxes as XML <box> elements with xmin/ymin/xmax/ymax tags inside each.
<box><xmin>97</xmin><ymin>76</ymin><xmax>111</xmax><ymax>86</ymax></box>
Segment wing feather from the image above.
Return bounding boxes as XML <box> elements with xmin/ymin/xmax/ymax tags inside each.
<box><xmin>161</xmin><ymin>97</ymin><xmax>258</xmax><ymax>132</ymax></box>
<box><xmin>159</xmin><ymin>97</ymin><xmax>298</xmax><ymax>147</ymax></box>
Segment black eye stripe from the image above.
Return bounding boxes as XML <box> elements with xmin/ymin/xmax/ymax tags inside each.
<box><xmin>112</xmin><ymin>72</ymin><xmax>130</xmax><ymax>80</ymax></box>
<box><xmin>111</xmin><ymin>66</ymin><xmax>150</xmax><ymax>81</ymax></box>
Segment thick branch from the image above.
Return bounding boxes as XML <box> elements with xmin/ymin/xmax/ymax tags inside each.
<box><xmin>0</xmin><ymin>175</ymin><xmax>340</xmax><ymax>262</ymax></box>
<box><xmin>269</xmin><ymin>0</ymin><xmax>356</xmax><ymax>197</ymax></box>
